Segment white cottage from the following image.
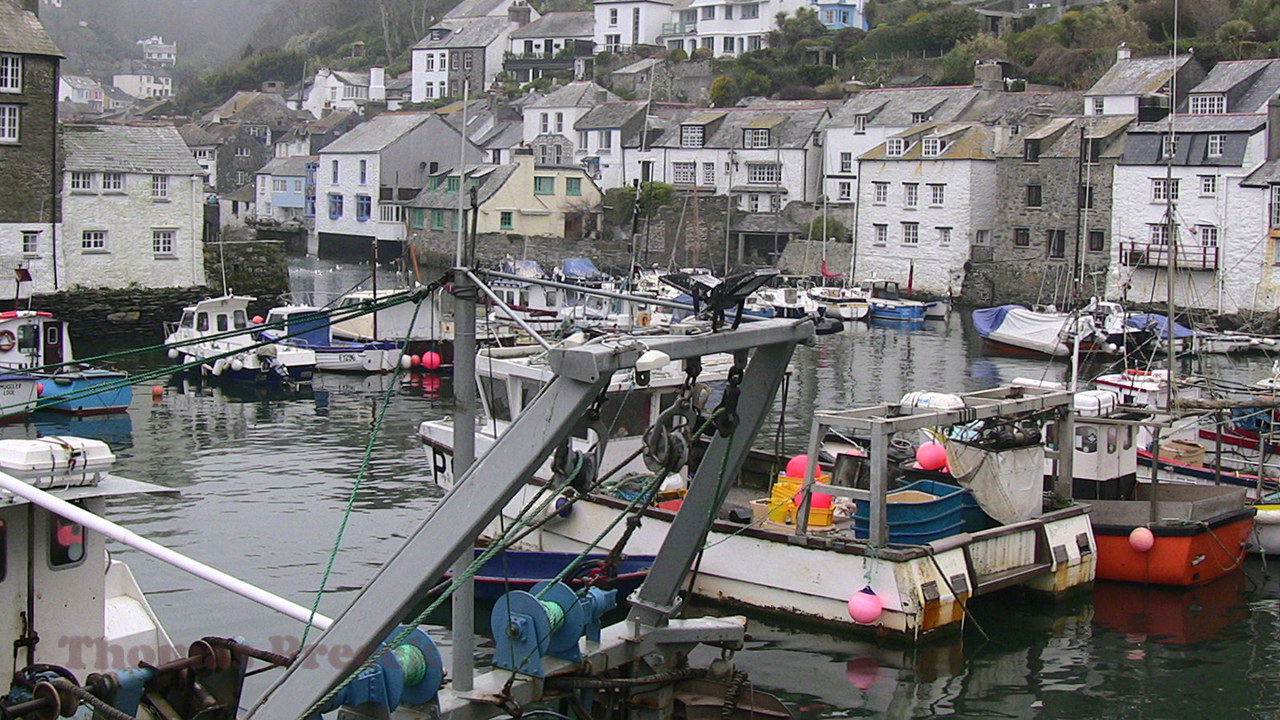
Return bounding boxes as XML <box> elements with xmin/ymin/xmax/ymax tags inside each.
<box><xmin>855</xmin><ymin>123</ymin><xmax>999</xmax><ymax>294</ymax></box>
<box><xmin>524</xmin><ymin>81</ymin><xmax>619</xmax><ymax>163</ymax></box>
<box><xmin>1107</xmin><ymin>58</ymin><xmax>1280</xmax><ymax>312</ymax></box>
<box><xmin>659</xmin><ymin>0</ymin><xmax>808</xmax><ymax>57</ymax></box>
<box><xmin>61</xmin><ymin>124</ymin><xmax>206</xmax><ymax>289</ymax></box>
<box><xmin>314</xmin><ymin>112</ymin><xmax>484</xmax><ymax>259</ymax></box>
<box><xmin>594</xmin><ymin>0</ymin><xmax>673</xmax><ymax>52</ymax></box>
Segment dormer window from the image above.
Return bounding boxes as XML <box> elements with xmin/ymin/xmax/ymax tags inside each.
<box><xmin>1208</xmin><ymin>134</ymin><xmax>1226</xmax><ymax>158</ymax></box>
<box><xmin>1162</xmin><ymin>133</ymin><xmax>1180</xmax><ymax>158</ymax></box>
<box><xmin>853</xmin><ymin>114</ymin><xmax>867</xmax><ymax>133</ymax></box>
<box><xmin>922</xmin><ymin>137</ymin><xmax>945</xmax><ymax>157</ymax></box>
<box><xmin>886</xmin><ymin>138</ymin><xmax>906</xmax><ymax>157</ymax></box>
<box><xmin>1189</xmin><ymin>94</ymin><xmax>1226</xmax><ymax>114</ymax></box>
<box><xmin>911</xmin><ymin>112</ymin><xmax>930</xmax><ymax>124</ymax></box>
<box><xmin>680</xmin><ymin>124</ymin><xmax>704</xmax><ymax>148</ymax></box>
<box><xmin>744</xmin><ymin>128</ymin><xmax>769</xmax><ymax>148</ymax></box>
<box><xmin>1023</xmin><ymin>138</ymin><xmax>1040</xmax><ymax>162</ymax></box>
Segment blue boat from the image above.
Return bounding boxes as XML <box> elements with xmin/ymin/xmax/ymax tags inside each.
<box><xmin>0</xmin><ymin>311</ymin><xmax>130</xmax><ymax>414</ymax></box>
<box><xmin>858</xmin><ymin>280</ymin><xmax>927</xmax><ymax>321</ymax></box>
<box><xmin>261</xmin><ymin>305</ymin><xmax>404</xmax><ymax>374</ymax></box>
<box><xmin>445</xmin><ymin>549</ymin><xmax>654</xmax><ymax>603</ymax></box>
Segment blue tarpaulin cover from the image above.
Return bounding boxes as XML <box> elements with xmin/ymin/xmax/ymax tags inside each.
<box><xmin>1127</xmin><ymin>313</ymin><xmax>1194</xmax><ymax>339</ymax></box>
<box><xmin>561</xmin><ymin>258</ymin><xmax>603</xmax><ymax>279</ymax></box>
<box><xmin>971</xmin><ymin>305</ymin><xmax>1023</xmax><ymax>338</ymax></box>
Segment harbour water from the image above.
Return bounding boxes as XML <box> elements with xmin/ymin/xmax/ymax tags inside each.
<box><xmin>27</xmin><ymin>261</ymin><xmax>1280</xmax><ymax>717</ymax></box>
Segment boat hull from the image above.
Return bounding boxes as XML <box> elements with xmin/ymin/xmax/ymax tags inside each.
<box><xmin>444</xmin><ymin>549</ymin><xmax>652</xmax><ymax>603</ymax></box>
<box><xmin>313</xmin><ymin>345</ymin><xmax>401</xmax><ymax>373</ymax></box>
<box><xmin>868</xmin><ymin>303</ymin><xmax>927</xmax><ymax>321</ymax></box>
<box><xmin>35</xmin><ymin>370</ymin><xmax>131</xmax><ymax>414</ymax></box>
<box><xmin>1250</xmin><ymin>505</ymin><xmax>1280</xmax><ymax>554</ymax></box>
<box><xmin>1092</xmin><ymin>510</ymin><xmax>1254</xmax><ymax>587</ymax></box>
<box><xmin>0</xmin><ymin>375</ymin><xmax>38</xmax><ymax>419</ymax></box>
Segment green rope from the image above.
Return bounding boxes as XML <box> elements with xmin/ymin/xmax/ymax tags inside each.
<box><xmin>298</xmin><ymin>298</ymin><xmax>423</xmax><ymax>650</ymax></box>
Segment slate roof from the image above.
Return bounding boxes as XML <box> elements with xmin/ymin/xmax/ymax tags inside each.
<box><xmin>1134</xmin><ymin>113</ymin><xmax>1266</xmax><ymax>133</ymax></box>
<box><xmin>861</xmin><ymin>123</ymin><xmax>997</xmax><ymax>161</ymax></box>
<box><xmin>258</xmin><ymin>156</ymin><xmax>316</xmax><ymax>177</ymax></box>
<box><xmin>63</xmin><ymin>124</ymin><xmax>204</xmax><ymax>175</ymax></box>
<box><xmin>995</xmin><ymin>115</ymin><xmax>1131</xmax><ymax>159</ymax></box>
<box><xmin>510</xmin><ymin>11</ymin><xmax>593</xmax><ymax>38</ymax></box>
<box><xmin>1184</xmin><ymin>59</ymin><xmax>1280</xmax><ymax>114</ymax></box>
<box><xmin>446</xmin><ymin>0</ymin><xmax>512</xmax><ymax>18</ymax></box>
<box><xmin>649</xmin><ymin>106</ymin><xmax>828</xmax><ymax>149</ymax></box>
<box><xmin>408</xmin><ymin>163</ymin><xmax>519</xmax><ymax>208</ymax></box>
<box><xmin>61</xmin><ymin>74</ymin><xmax>99</xmax><ymax>91</ymax></box>
<box><xmin>413</xmin><ymin>16</ymin><xmax>513</xmax><ymax>49</ymax></box>
<box><xmin>958</xmin><ymin>90</ymin><xmax>1082</xmax><ymax>125</ymax></box>
<box><xmin>529</xmin><ymin>81</ymin><xmax>618</xmax><ymax>108</ymax></box>
<box><xmin>576</xmin><ymin>101</ymin><xmax>647</xmax><ymax>129</ymax></box>
<box><xmin>613</xmin><ymin>57</ymin><xmax>662</xmax><ymax>75</ymax></box>
<box><xmin>331</xmin><ymin>70</ymin><xmax>370</xmax><ymax>87</ymax></box>
<box><xmin>730</xmin><ymin>214</ymin><xmax>801</xmax><ymax>234</ymax></box>
<box><xmin>0</xmin><ymin>2</ymin><xmax>62</xmax><ymax>57</ymax></box>
<box><xmin>825</xmin><ymin>86</ymin><xmax>980</xmax><ymax>129</ymax></box>
<box><xmin>321</xmin><ymin>113</ymin><xmax>436</xmax><ymax>153</ymax></box>
<box><xmin>177</xmin><ymin>123</ymin><xmax>221</xmax><ymax>147</ymax></box>
<box><xmin>1086</xmin><ymin>54</ymin><xmax>1192</xmax><ymax>97</ymax></box>
<box><xmin>1121</xmin><ymin>114</ymin><xmax>1262</xmax><ymax>166</ymax></box>
<box><xmin>1242</xmin><ymin>158</ymin><xmax>1280</xmax><ymax>187</ymax></box>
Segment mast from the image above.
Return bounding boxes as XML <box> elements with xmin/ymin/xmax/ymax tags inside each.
<box><xmin>1154</xmin><ymin>7</ymin><xmax>1181</xmax><ymax>525</ymax></box>
<box><xmin>1072</xmin><ymin>123</ymin><xmax>1086</xmax><ymax>306</ymax></box>
<box><xmin>450</xmin><ymin>76</ymin><xmax>477</xmax><ymax>692</ymax></box>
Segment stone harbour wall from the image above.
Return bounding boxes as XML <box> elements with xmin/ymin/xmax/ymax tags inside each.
<box><xmin>26</xmin><ymin>240</ymin><xmax>290</xmax><ymax>341</ymax></box>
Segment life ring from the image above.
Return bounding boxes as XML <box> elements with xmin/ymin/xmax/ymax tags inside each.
<box><xmin>0</xmin><ymin>330</ymin><xmax>16</xmax><ymax>353</ymax></box>
<box><xmin>636</xmin><ymin>311</ymin><xmax>652</xmax><ymax>327</ymax></box>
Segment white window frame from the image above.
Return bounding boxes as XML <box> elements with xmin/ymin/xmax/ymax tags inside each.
<box><xmin>886</xmin><ymin>138</ymin><xmax>906</xmax><ymax>157</ymax></box>
<box><xmin>152</xmin><ymin>229</ymin><xmax>175</xmax><ymax>255</ymax></box>
<box><xmin>873</xmin><ymin>224</ymin><xmax>887</xmax><ymax>245</ymax></box>
<box><xmin>1200</xmin><ymin>174</ymin><xmax>1218</xmax><ymax>196</ymax></box>
<box><xmin>1162</xmin><ymin>133</ymin><xmax>1180</xmax><ymax>158</ymax></box>
<box><xmin>872</xmin><ymin>181</ymin><xmax>888</xmax><ymax>204</ymax></box>
<box><xmin>0</xmin><ymin>55</ymin><xmax>20</xmax><ymax>93</ymax></box>
<box><xmin>0</xmin><ymin>105</ymin><xmax>18</xmax><ymax>143</ymax></box>
<box><xmin>1091</xmin><ymin>97</ymin><xmax>1104</xmax><ymax>115</ymax></box>
<box><xmin>853</xmin><ymin>115</ymin><xmax>867</xmax><ymax>133</ymax></box>
<box><xmin>81</xmin><ymin>230</ymin><xmax>107</xmax><ymax>252</ymax></box>
<box><xmin>743</xmin><ymin>128</ymin><xmax>769</xmax><ymax>148</ymax></box>
<box><xmin>1149</xmin><ymin>223</ymin><xmax>1171</xmax><ymax>245</ymax></box>
<box><xmin>70</xmin><ymin>172</ymin><xmax>93</xmax><ymax>191</ymax></box>
<box><xmin>680</xmin><ymin>125</ymin><xmax>704</xmax><ymax>148</ymax></box>
<box><xmin>937</xmin><ymin>226</ymin><xmax>952</xmax><ymax>245</ymax></box>
<box><xmin>21</xmin><ymin>230</ymin><xmax>38</xmax><ymax>256</ymax></box>
<box><xmin>928</xmin><ymin>183</ymin><xmax>945</xmax><ymax>206</ymax></box>
<box><xmin>1152</xmin><ymin>177</ymin><xmax>1179</xmax><ymax>202</ymax></box>
<box><xmin>702</xmin><ymin>162</ymin><xmax>715</xmax><ymax>186</ymax></box>
<box><xmin>1198</xmin><ymin>224</ymin><xmax>1219</xmax><ymax>247</ymax></box>
<box><xmin>922</xmin><ymin>138</ymin><xmax>943</xmax><ymax>157</ymax></box>
<box><xmin>1189</xmin><ymin>94</ymin><xmax>1225</xmax><ymax>114</ymax></box>
<box><xmin>837</xmin><ymin>181</ymin><xmax>852</xmax><ymax>201</ymax></box>
<box><xmin>903</xmin><ymin>182</ymin><xmax>918</xmax><ymax>208</ymax></box>
<box><xmin>901</xmin><ymin>221</ymin><xmax>919</xmax><ymax>245</ymax></box>
<box><xmin>672</xmin><ymin>162</ymin><xmax>697</xmax><ymax>184</ymax></box>
<box><xmin>102</xmin><ymin>172</ymin><xmax>123</xmax><ymax>191</ymax></box>
<box><xmin>746</xmin><ymin>163</ymin><xmax>780</xmax><ymax>185</ymax></box>
<box><xmin>839</xmin><ymin>152</ymin><xmax>852</xmax><ymax>173</ymax></box>
<box><xmin>1208</xmin><ymin>134</ymin><xmax>1225</xmax><ymax>158</ymax></box>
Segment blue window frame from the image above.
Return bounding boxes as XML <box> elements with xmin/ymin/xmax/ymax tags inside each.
<box><xmin>328</xmin><ymin>193</ymin><xmax>343</xmax><ymax>219</ymax></box>
<box><xmin>356</xmin><ymin>194</ymin><xmax>372</xmax><ymax>221</ymax></box>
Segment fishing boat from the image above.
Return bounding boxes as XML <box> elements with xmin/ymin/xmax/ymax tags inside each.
<box><xmin>419</xmin><ymin>311</ymin><xmax>1096</xmax><ymax>639</ymax></box>
<box><xmin>1051</xmin><ymin>387</ymin><xmax>1254</xmax><ymax>587</ymax></box>
<box><xmin>163</xmin><ymin>295</ymin><xmax>316</xmax><ymax>385</ymax></box>
<box><xmin>0</xmin><ymin>310</ymin><xmax>130</xmax><ymax>414</ymax></box>
<box><xmin>756</xmin><ymin>286</ymin><xmax>823</xmax><ymax>319</ymax></box>
<box><xmin>0</xmin><ymin>373</ymin><xmax>39</xmax><ymax>420</ymax></box>
<box><xmin>807</xmin><ymin>285</ymin><xmax>869</xmax><ymax>320</ymax></box>
<box><xmin>859</xmin><ymin>279</ymin><xmax>927</xmax><ymax>322</ymax></box>
<box><xmin>330</xmin><ymin>288</ymin><xmax>516</xmax><ymax>364</ymax></box>
<box><xmin>260</xmin><ymin>305</ymin><xmax>405</xmax><ymax>373</ymax></box>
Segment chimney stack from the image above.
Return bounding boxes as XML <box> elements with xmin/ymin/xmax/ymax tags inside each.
<box><xmin>1117</xmin><ymin>42</ymin><xmax>1131</xmax><ymax>62</ymax></box>
<box><xmin>369</xmin><ymin>66</ymin><xmax>386</xmax><ymax>102</ymax></box>
<box><xmin>508</xmin><ymin>2</ymin><xmax>532</xmax><ymax>26</ymax></box>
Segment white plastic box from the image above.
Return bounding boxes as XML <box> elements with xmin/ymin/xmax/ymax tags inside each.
<box><xmin>0</xmin><ymin>436</ymin><xmax>116</xmax><ymax>488</ymax></box>
<box><xmin>1073</xmin><ymin>390</ymin><xmax>1118</xmax><ymax>418</ymax></box>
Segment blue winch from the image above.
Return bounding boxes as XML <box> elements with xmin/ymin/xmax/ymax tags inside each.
<box><xmin>319</xmin><ymin>626</ymin><xmax>444</xmax><ymax>715</ymax></box>
<box><xmin>492</xmin><ymin>580</ymin><xmax>617</xmax><ymax>677</ymax></box>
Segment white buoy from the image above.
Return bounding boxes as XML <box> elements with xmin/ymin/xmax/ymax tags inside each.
<box><xmin>211</xmin><ymin>359</ymin><xmax>225</xmax><ymax>376</ymax></box>
<box><xmin>230</xmin><ymin>358</ymin><xmax>244</xmax><ymax>372</ymax></box>
<box><xmin>167</xmin><ymin>348</ymin><xmax>179</xmax><ymax>360</ymax></box>
<box><xmin>401</xmin><ymin>354</ymin><xmax>413</xmax><ymax>369</ymax></box>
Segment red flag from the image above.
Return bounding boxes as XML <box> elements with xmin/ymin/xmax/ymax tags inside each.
<box><xmin>821</xmin><ymin>260</ymin><xmax>843</xmax><ymax>279</ymax></box>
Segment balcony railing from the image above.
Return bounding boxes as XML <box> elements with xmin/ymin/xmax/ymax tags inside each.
<box><xmin>1119</xmin><ymin>241</ymin><xmax>1219</xmax><ymax>271</ymax></box>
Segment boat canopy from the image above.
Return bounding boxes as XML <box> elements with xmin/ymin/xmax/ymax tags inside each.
<box><xmin>503</xmin><ymin>259</ymin><xmax>545</xmax><ymax>279</ymax></box>
<box><xmin>972</xmin><ymin>305</ymin><xmax>1086</xmax><ymax>357</ymax></box>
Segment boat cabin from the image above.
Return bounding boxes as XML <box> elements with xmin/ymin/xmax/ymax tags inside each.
<box><xmin>0</xmin><ymin>438</ymin><xmax>173</xmax><ymax>681</ymax></box>
<box><xmin>0</xmin><ymin>310</ymin><xmax>74</xmax><ymax>371</ymax></box>
<box><xmin>860</xmin><ymin>279</ymin><xmax>902</xmax><ymax>300</ymax></box>
<box><xmin>264</xmin><ymin>306</ymin><xmax>333</xmax><ymax>347</ymax></box>
<box><xmin>168</xmin><ymin>296</ymin><xmax>254</xmax><ymax>347</ymax></box>
<box><xmin>1045</xmin><ymin>390</ymin><xmax>1139</xmax><ymax>500</ymax></box>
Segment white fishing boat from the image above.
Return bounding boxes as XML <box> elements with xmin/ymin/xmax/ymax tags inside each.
<box><xmin>419</xmin><ymin>324</ymin><xmax>1096</xmax><ymax>640</ymax></box>
<box><xmin>807</xmin><ymin>285</ymin><xmax>869</xmax><ymax>320</ymax></box>
<box><xmin>0</xmin><ymin>310</ymin><xmax>130</xmax><ymax>414</ymax></box>
<box><xmin>757</xmin><ymin>286</ymin><xmax>823</xmax><ymax>319</ymax></box>
<box><xmin>163</xmin><ymin>295</ymin><xmax>316</xmax><ymax>385</ymax></box>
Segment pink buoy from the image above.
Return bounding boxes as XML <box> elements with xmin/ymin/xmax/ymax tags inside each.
<box><xmin>34</xmin><ymin>382</ymin><xmax>43</xmax><ymax>397</ymax></box>
<box><xmin>251</xmin><ymin>315</ymin><xmax>264</xmax><ymax>324</ymax></box>
<box><xmin>785</xmin><ymin>454</ymin><xmax>811</xmax><ymax>479</ymax></box>
<box><xmin>941</xmin><ymin>465</ymin><xmax>951</xmax><ymax>475</ymax></box>
<box><xmin>910</xmin><ymin>461</ymin><xmax>923</xmax><ymax>470</ymax></box>
<box><xmin>915</xmin><ymin>441</ymin><xmax>947</xmax><ymax>471</ymax></box>
<box><xmin>151</xmin><ymin>385</ymin><xmax>164</xmax><ymax>397</ymax></box>
<box><xmin>422</xmin><ymin>351</ymin><xmax>443</xmax><ymax>370</ymax></box>
<box><xmin>793</xmin><ymin>489</ymin><xmax>834</xmax><ymax>508</ymax></box>
<box><xmin>1129</xmin><ymin>526</ymin><xmax>1155</xmax><ymax>552</ymax></box>
<box><xmin>847</xmin><ymin>586</ymin><xmax>883</xmax><ymax>624</ymax></box>
<box><xmin>410</xmin><ymin>354</ymin><xmax>422</xmax><ymax>367</ymax></box>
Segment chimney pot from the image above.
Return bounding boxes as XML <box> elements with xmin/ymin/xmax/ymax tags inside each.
<box><xmin>1117</xmin><ymin>42</ymin><xmax>1131</xmax><ymax>62</ymax></box>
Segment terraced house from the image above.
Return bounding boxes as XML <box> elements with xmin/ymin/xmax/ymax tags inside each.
<box><xmin>0</xmin><ymin>0</ymin><xmax>62</xmax><ymax>297</ymax></box>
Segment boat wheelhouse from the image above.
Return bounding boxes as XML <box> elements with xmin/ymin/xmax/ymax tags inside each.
<box><xmin>0</xmin><ymin>310</ymin><xmax>129</xmax><ymax>414</ymax></box>
<box><xmin>164</xmin><ymin>296</ymin><xmax>316</xmax><ymax>385</ymax></box>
